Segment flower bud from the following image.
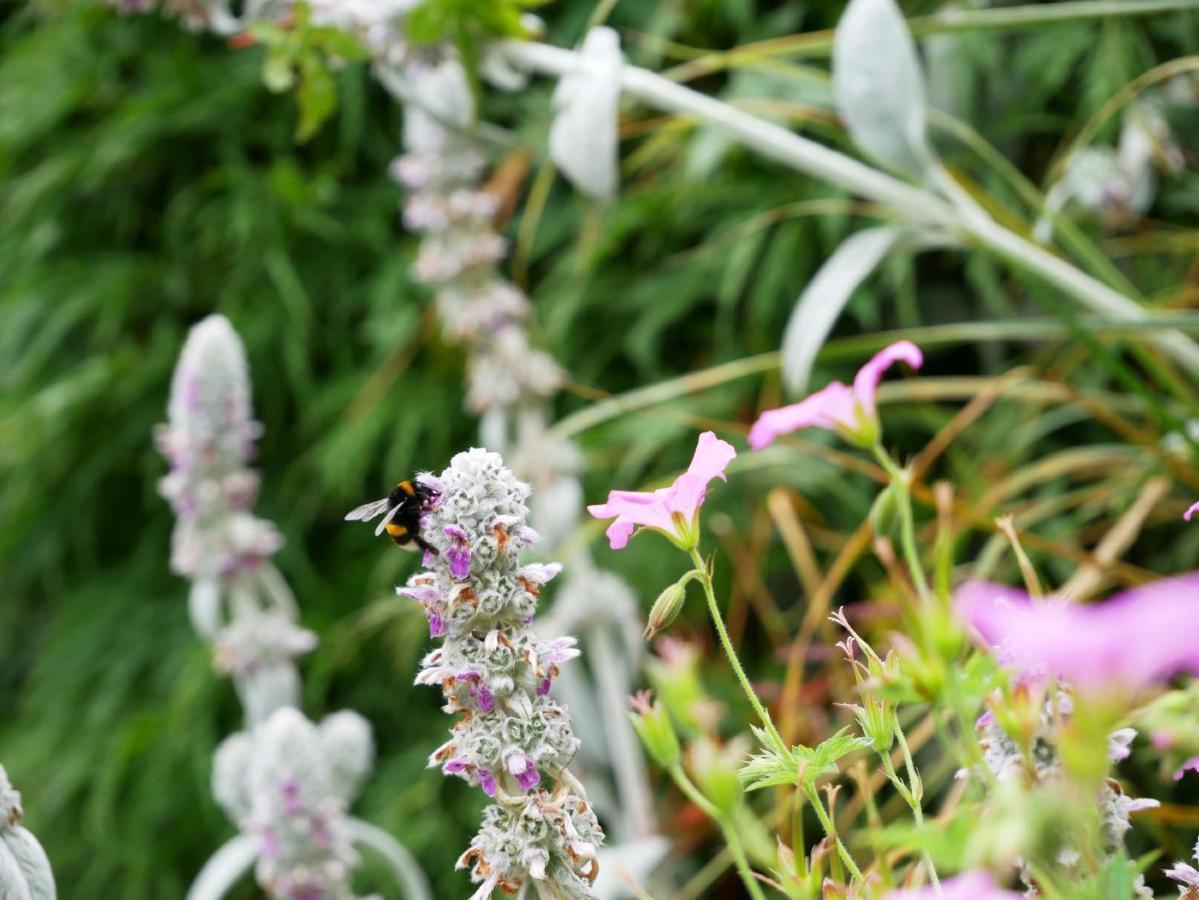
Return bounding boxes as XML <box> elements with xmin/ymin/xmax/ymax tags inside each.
<box><xmin>851</xmin><ymin>697</ymin><xmax>896</xmax><ymax>753</ymax></box>
<box><xmin>644</xmin><ymin>580</ymin><xmax>688</xmax><ymax>640</ymax></box>
<box><xmin>628</xmin><ymin>691</ymin><xmax>681</xmax><ymax>768</ymax></box>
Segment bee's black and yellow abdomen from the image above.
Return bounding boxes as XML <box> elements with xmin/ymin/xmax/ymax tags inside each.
<box><xmin>386</xmin><ymin>522</ymin><xmax>409</xmax><ymax>538</ymax></box>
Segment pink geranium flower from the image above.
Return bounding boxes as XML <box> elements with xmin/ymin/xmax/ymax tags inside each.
<box><xmin>955</xmin><ymin>574</ymin><xmax>1199</xmax><ymax>694</ymax></box>
<box><xmin>587</xmin><ymin>431</ymin><xmax>736</xmax><ymax>550</ymax></box>
<box><xmin>884</xmin><ymin>871</ymin><xmax>1020</xmax><ymax>899</ymax></box>
<box><xmin>748</xmin><ymin>340</ymin><xmax>923</xmax><ymax>450</ymax></box>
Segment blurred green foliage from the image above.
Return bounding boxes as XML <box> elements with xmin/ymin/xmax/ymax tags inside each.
<box><xmin>3</xmin><ymin>0</ymin><xmax>1199</xmax><ymax>896</ymax></box>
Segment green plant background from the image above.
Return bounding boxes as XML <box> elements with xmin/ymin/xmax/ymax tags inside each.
<box><xmin>3</xmin><ymin>0</ymin><xmax>1199</xmax><ymax>896</ymax></box>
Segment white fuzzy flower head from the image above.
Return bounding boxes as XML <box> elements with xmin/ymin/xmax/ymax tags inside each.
<box><xmin>156</xmin><ymin>316</ymin><xmax>282</xmax><ymax>590</ymax></box>
<box><xmin>212</xmin><ymin>707</ymin><xmax>374</xmax><ymax>900</ymax></box>
<box><xmin>458</xmin><ymin>788</ymin><xmax>604</xmax><ymax>900</ymax></box>
<box><xmin>399</xmin><ymin>449</ymin><xmax>603</xmax><ymax>896</ymax></box>
<box><xmin>214</xmin><ymin>611</ymin><xmax>317</xmax><ymax>676</ymax></box>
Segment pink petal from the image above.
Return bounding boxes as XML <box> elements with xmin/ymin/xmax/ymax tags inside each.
<box><xmin>602</xmin><ymin>518</ymin><xmax>637</xmax><ymax>550</ymax></box>
<box><xmin>1173</xmin><ymin>757</ymin><xmax>1199</xmax><ymax>781</ymax></box>
<box><xmin>1186</xmin><ymin>501</ymin><xmax>1199</xmax><ymax>522</ymax></box>
<box><xmin>1166</xmin><ymin>861</ymin><xmax>1199</xmax><ymax>888</ymax></box>
<box><xmin>665</xmin><ymin>431</ymin><xmax>736</xmax><ymax>517</ymax></box>
<box><xmin>884</xmin><ymin>871</ymin><xmax>1019</xmax><ymax>899</ymax></box>
<box><xmin>852</xmin><ymin>340</ymin><xmax>923</xmax><ymax>417</ymax></box>
<box><xmin>588</xmin><ymin>489</ymin><xmax>676</xmax><ymax>550</ymax></box>
<box><xmin>955</xmin><ymin>573</ymin><xmax>1199</xmax><ymax>692</ymax></box>
<box><xmin>747</xmin><ymin>382</ymin><xmax>856</xmax><ymax>449</ymax></box>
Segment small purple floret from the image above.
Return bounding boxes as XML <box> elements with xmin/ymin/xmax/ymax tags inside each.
<box><xmin>477</xmin><ymin>684</ymin><xmax>496</xmax><ymax>713</ymax></box>
<box><xmin>428</xmin><ymin>612</ymin><xmax>445</xmax><ymax>637</ymax></box>
<box><xmin>443</xmin><ymin>525</ymin><xmax>472</xmax><ymax>579</ymax></box>
<box><xmin>280</xmin><ymin>777</ymin><xmax>303</xmax><ymax>815</ymax></box>
<box><xmin>515</xmin><ymin>765</ymin><xmax>541</xmax><ymax>791</ymax></box>
<box><xmin>479</xmin><ymin>768</ymin><xmax>498</xmax><ymax>796</ymax></box>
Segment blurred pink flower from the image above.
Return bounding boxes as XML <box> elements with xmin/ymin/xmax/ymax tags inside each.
<box><xmin>955</xmin><ymin>575</ymin><xmax>1199</xmax><ymax>693</ymax></box>
<box><xmin>749</xmin><ymin>340</ymin><xmax>923</xmax><ymax>450</ymax></box>
<box><xmin>587</xmin><ymin>431</ymin><xmax>736</xmax><ymax>550</ymax></box>
<box><xmin>884</xmin><ymin>871</ymin><xmax>1019</xmax><ymax>899</ymax></box>
<box><xmin>1186</xmin><ymin>501</ymin><xmax>1199</xmax><ymax>522</ymax></box>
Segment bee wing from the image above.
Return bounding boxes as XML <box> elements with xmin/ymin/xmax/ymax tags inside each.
<box><xmin>344</xmin><ymin>498</ymin><xmax>391</xmax><ymax>523</ymax></box>
<box><xmin>374</xmin><ymin>503</ymin><xmax>405</xmax><ymax>537</ymax></box>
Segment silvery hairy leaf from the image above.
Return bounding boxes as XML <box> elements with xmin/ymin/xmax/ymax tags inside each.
<box><xmin>781</xmin><ymin>226</ymin><xmax>908</xmax><ymax>394</ymax></box>
<box><xmin>549</xmin><ymin>26</ymin><xmax>622</xmax><ymax>201</ymax></box>
<box><xmin>833</xmin><ymin>0</ymin><xmax>934</xmax><ymax>181</ymax></box>
<box><xmin>185</xmin><ymin>835</ymin><xmax>258</xmax><ymax>900</ymax></box>
<box><xmin>0</xmin><ymin>840</ymin><xmax>34</xmax><ymax>900</ymax></box>
<box><xmin>1</xmin><ymin>829</ymin><xmax>56</xmax><ymax>900</ymax></box>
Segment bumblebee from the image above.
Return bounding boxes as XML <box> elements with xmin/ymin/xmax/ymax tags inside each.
<box><xmin>344</xmin><ymin>478</ymin><xmax>440</xmax><ymax>556</ymax></box>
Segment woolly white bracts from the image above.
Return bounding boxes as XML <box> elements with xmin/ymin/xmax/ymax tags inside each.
<box><xmin>457</xmin><ymin>787</ymin><xmax>604</xmax><ymax>900</ymax></box>
<box><xmin>213</xmin><ymin>708</ymin><xmax>374</xmax><ymax>900</ymax></box>
<box><xmin>401</xmin><ymin>448</ymin><xmax>603</xmax><ymax>897</ymax></box>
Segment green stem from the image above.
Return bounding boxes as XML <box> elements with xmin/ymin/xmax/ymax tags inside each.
<box><xmin>689</xmin><ymin>546</ymin><xmax>785</xmax><ymax>750</ymax></box>
<box><xmin>894</xmin><ymin>726</ymin><xmax>941</xmax><ymax>889</ymax></box>
<box><xmin>505</xmin><ymin>40</ymin><xmax>1199</xmax><ymax>376</ymax></box>
<box><xmin>804</xmin><ymin>784</ymin><xmax>866</xmax><ymax>883</ymax></box>
<box><xmin>871</xmin><ymin>444</ymin><xmax>932</xmax><ymax>602</ymax></box>
<box><xmin>669</xmin><ymin>764</ymin><xmax>768</xmax><ymax>900</ymax></box>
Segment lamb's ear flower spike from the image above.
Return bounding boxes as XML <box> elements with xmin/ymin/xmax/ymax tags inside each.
<box><xmin>587</xmin><ymin>431</ymin><xmax>736</xmax><ymax>550</ymax></box>
<box><xmin>403</xmin><ymin>448</ymin><xmax>604</xmax><ymax>898</ymax></box>
<box><xmin>160</xmin><ymin>318</ymin><xmax>432</xmax><ymax>900</ymax></box>
<box><xmin>954</xmin><ymin>574</ymin><xmax>1199</xmax><ymax>694</ymax></box>
<box><xmin>1185</xmin><ymin>500</ymin><xmax>1199</xmax><ymax>521</ymax></box>
<box><xmin>748</xmin><ymin>340</ymin><xmax>923</xmax><ymax>450</ymax></box>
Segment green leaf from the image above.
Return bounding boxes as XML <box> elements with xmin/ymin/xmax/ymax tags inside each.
<box><xmin>295</xmin><ymin>58</ymin><xmax>337</xmax><ymax>143</ymax></box>
<box><xmin>739</xmin><ymin>728</ymin><xmax>871</xmax><ymax>792</ymax></box>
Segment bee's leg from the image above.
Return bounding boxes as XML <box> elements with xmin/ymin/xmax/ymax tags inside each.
<box><xmin>414</xmin><ymin>534</ymin><xmax>440</xmax><ymax>557</ymax></box>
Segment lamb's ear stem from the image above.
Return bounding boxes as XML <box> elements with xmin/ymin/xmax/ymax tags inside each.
<box><xmin>185</xmin><ymin>835</ymin><xmax>258</xmax><ymax>900</ymax></box>
<box><xmin>347</xmin><ymin>817</ymin><xmax>434</xmax><ymax>900</ymax></box>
